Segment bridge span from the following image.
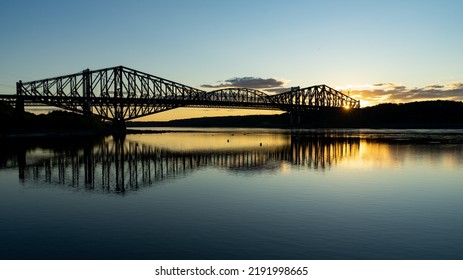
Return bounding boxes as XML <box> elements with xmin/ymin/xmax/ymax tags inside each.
<box><xmin>1</xmin><ymin>66</ymin><xmax>360</xmax><ymax>124</ymax></box>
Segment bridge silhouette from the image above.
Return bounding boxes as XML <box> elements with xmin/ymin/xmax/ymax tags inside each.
<box><xmin>3</xmin><ymin>135</ymin><xmax>360</xmax><ymax>193</ymax></box>
<box><xmin>1</xmin><ymin>66</ymin><xmax>360</xmax><ymax>125</ymax></box>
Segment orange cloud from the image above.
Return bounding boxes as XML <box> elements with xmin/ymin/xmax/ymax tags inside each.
<box><xmin>340</xmin><ymin>82</ymin><xmax>463</xmax><ymax>107</ymax></box>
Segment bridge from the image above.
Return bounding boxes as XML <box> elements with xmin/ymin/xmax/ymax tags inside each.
<box><xmin>1</xmin><ymin>66</ymin><xmax>360</xmax><ymax>125</ymax></box>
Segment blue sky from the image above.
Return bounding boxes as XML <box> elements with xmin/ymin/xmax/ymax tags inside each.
<box><xmin>1</xmin><ymin>0</ymin><xmax>462</xmax><ymax>119</ymax></box>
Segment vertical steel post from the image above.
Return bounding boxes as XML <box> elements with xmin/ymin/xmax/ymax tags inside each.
<box><xmin>82</xmin><ymin>69</ymin><xmax>91</xmax><ymax>116</ymax></box>
<box><xmin>112</xmin><ymin>66</ymin><xmax>126</xmax><ymax>129</ymax></box>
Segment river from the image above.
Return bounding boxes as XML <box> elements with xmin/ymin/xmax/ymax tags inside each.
<box><xmin>1</xmin><ymin>128</ymin><xmax>462</xmax><ymax>259</ymax></box>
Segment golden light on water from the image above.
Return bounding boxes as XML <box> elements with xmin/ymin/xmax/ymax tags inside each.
<box><xmin>136</xmin><ymin>108</ymin><xmax>284</xmax><ymax>122</ymax></box>
<box><xmin>341</xmin><ymin>138</ymin><xmax>463</xmax><ymax>170</ymax></box>
<box><xmin>125</xmin><ymin>132</ymin><xmax>290</xmax><ymax>151</ymax></box>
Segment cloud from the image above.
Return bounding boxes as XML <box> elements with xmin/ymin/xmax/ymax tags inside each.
<box><xmin>425</xmin><ymin>84</ymin><xmax>444</xmax><ymax>90</ymax></box>
<box><xmin>201</xmin><ymin>77</ymin><xmax>286</xmax><ymax>89</ymax></box>
<box><xmin>348</xmin><ymin>82</ymin><xmax>463</xmax><ymax>106</ymax></box>
<box><xmin>264</xmin><ymin>87</ymin><xmax>293</xmax><ymax>94</ymax></box>
<box><xmin>372</xmin><ymin>83</ymin><xmax>396</xmax><ymax>87</ymax></box>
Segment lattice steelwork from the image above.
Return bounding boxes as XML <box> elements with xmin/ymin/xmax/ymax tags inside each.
<box><xmin>271</xmin><ymin>85</ymin><xmax>360</xmax><ymax>110</ymax></box>
<box><xmin>16</xmin><ymin>66</ymin><xmax>203</xmax><ymax>122</ymax></box>
<box><xmin>13</xmin><ymin>66</ymin><xmax>360</xmax><ymax>122</ymax></box>
<box><xmin>193</xmin><ymin>88</ymin><xmax>276</xmax><ymax>109</ymax></box>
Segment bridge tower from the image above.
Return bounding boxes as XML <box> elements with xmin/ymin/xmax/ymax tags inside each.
<box><xmin>112</xmin><ymin>66</ymin><xmax>126</xmax><ymax>129</ymax></box>
<box><xmin>82</xmin><ymin>69</ymin><xmax>92</xmax><ymax>116</ymax></box>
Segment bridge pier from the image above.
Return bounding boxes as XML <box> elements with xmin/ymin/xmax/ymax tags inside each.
<box><xmin>289</xmin><ymin>111</ymin><xmax>302</xmax><ymax>127</ymax></box>
<box><xmin>110</xmin><ymin>119</ymin><xmax>126</xmax><ymax>130</ymax></box>
<box><xmin>16</xmin><ymin>81</ymin><xmax>25</xmax><ymax>118</ymax></box>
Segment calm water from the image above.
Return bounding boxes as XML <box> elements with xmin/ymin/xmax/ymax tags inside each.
<box><xmin>1</xmin><ymin>129</ymin><xmax>463</xmax><ymax>260</ymax></box>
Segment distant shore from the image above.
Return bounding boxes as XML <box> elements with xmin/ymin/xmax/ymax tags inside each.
<box><xmin>128</xmin><ymin>100</ymin><xmax>463</xmax><ymax>129</ymax></box>
<box><xmin>2</xmin><ymin>100</ymin><xmax>463</xmax><ymax>139</ymax></box>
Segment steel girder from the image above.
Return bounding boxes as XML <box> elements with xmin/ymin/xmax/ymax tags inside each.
<box><xmin>14</xmin><ymin>66</ymin><xmax>360</xmax><ymax>121</ymax></box>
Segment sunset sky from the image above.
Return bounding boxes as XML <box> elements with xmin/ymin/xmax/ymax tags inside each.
<box><xmin>1</xmin><ymin>0</ymin><xmax>462</xmax><ymax>120</ymax></box>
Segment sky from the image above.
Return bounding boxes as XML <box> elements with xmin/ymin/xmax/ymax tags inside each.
<box><xmin>1</xmin><ymin>0</ymin><xmax>462</xmax><ymax>120</ymax></box>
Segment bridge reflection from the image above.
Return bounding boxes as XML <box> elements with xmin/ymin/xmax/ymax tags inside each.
<box><xmin>4</xmin><ymin>134</ymin><xmax>359</xmax><ymax>193</ymax></box>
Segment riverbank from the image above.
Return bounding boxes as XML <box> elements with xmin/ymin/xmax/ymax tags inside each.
<box><xmin>128</xmin><ymin>100</ymin><xmax>463</xmax><ymax>129</ymax></box>
<box><xmin>2</xmin><ymin>100</ymin><xmax>463</xmax><ymax>138</ymax></box>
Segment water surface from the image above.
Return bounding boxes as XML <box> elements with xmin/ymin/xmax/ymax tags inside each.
<box><xmin>1</xmin><ymin>129</ymin><xmax>463</xmax><ymax>259</ymax></box>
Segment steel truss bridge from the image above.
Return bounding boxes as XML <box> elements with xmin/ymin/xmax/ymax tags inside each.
<box><xmin>1</xmin><ymin>66</ymin><xmax>360</xmax><ymax>124</ymax></box>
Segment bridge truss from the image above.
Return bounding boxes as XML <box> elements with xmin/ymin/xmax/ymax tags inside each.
<box><xmin>6</xmin><ymin>66</ymin><xmax>360</xmax><ymax>122</ymax></box>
